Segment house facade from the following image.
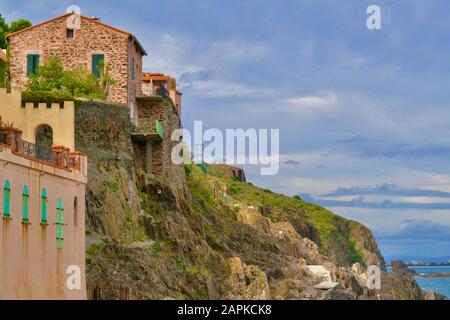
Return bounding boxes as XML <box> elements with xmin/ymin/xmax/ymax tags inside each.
<box><xmin>7</xmin><ymin>13</ymin><xmax>147</xmax><ymax>110</ymax></box>
<box><xmin>0</xmin><ymin>88</ymin><xmax>88</xmax><ymax>299</ymax></box>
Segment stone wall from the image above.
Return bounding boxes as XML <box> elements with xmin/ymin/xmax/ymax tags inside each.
<box><xmin>8</xmin><ymin>14</ymin><xmax>140</xmax><ymax>104</ymax></box>
<box><xmin>135</xmin><ymin>97</ymin><xmax>186</xmax><ymax>196</ymax></box>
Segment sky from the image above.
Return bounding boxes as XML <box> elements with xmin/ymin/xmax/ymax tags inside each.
<box><xmin>2</xmin><ymin>0</ymin><xmax>450</xmax><ymax>258</ymax></box>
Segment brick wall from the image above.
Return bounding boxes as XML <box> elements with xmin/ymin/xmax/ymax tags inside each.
<box><xmin>8</xmin><ymin>15</ymin><xmax>141</xmax><ymax>105</ymax></box>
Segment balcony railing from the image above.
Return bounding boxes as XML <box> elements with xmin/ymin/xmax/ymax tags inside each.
<box><xmin>0</xmin><ymin>127</ymin><xmax>83</xmax><ymax>170</ymax></box>
<box><xmin>21</xmin><ymin>140</ymin><xmax>54</xmax><ymax>162</ymax></box>
<box><xmin>132</xmin><ymin>118</ymin><xmax>165</xmax><ymax>140</ymax></box>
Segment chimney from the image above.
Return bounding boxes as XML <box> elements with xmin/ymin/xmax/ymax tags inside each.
<box><xmin>91</xmin><ymin>16</ymin><xmax>101</xmax><ymax>22</ymax></box>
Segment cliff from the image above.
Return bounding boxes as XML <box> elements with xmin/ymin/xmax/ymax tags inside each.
<box><xmin>75</xmin><ymin>101</ymin><xmax>428</xmax><ymax>300</ymax></box>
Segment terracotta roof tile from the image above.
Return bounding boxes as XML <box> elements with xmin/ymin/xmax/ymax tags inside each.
<box><xmin>141</xmin><ymin>73</ymin><xmax>171</xmax><ymax>81</ymax></box>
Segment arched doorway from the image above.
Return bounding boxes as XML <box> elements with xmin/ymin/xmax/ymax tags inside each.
<box><xmin>35</xmin><ymin>124</ymin><xmax>53</xmax><ymax>148</ymax></box>
<box><xmin>35</xmin><ymin>124</ymin><xmax>53</xmax><ymax>161</ymax></box>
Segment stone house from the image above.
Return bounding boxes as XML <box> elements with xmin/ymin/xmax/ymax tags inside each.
<box><xmin>7</xmin><ymin>12</ymin><xmax>184</xmax><ymax>183</ymax></box>
<box><xmin>7</xmin><ymin>12</ymin><xmax>147</xmax><ymax>113</ymax></box>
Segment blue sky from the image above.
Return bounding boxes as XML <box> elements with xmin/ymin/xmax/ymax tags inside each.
<box><xmin>2</xmin><ymin>0</ymin><xmax>450</xmax><ymax>258</ymax></box>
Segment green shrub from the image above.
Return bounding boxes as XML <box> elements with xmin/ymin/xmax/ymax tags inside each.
<box><xmin>26</xmin><ymin>57</ymin><xmax>112</xmax><ymax>100</ymax></box>
<box><xmin>0</xmin><ymin>59</ymin><xmax>5</xmax><ymax>88</ymax></box>
<box><xmin>22</xmin><ymin>90</ymin><xmax>74</xmax><ymax>106</ymax></box>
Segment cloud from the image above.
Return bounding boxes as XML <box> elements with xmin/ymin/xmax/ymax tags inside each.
<box><xmin>320</xmin><ymin>184</ymin><xmax>450</xmax><ymax>198</ymax></box>
<box><xmin>379</xmin><ymin>219</ymin><xmax>450</xmax><ymax>241</ymax></box>
<box><xmin>283</xmin><ymin>92</ymin><xmax>338</xmax><ymax>109</ymax></box>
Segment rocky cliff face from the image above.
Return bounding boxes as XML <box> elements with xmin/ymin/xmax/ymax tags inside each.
<box><xmin>75</xmin><ymin>102</ymin><xmax>428</xmax><ymax>300</ymax></box>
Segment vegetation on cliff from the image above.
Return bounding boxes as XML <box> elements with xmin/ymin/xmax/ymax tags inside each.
<box><xmin>75</xmin><ymin>101</ymin><xmax>426</xmax><ymax>300</ymax></box>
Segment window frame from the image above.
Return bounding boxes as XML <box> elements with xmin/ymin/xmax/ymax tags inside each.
<box><xmin>66</xmin><ymin>28</ymin><xmax>75</xmax><ymax>39</ymax></box>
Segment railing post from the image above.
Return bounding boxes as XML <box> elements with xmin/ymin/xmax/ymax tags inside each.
<box><xmin>52</xmin><ymin>146</ymin><xmax>65</xmax><ymax>167</ymax></box>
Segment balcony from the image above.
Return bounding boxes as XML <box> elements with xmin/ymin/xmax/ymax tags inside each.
<box><xmin>131</xmin><ymin>118</ymin><xmax>165</xmax><ymax>142</ymax></box>
<box><xmin>0</xmin><ymin>127</ymin><xmax>83</xmax><ymax>171</ymax></box>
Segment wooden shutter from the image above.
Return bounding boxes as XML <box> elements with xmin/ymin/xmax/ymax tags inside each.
<box><xmin>22</xmin><ymin>185</ymin><xmax>29</xmax><ymax>223</ymax></box>
<box><xmin>56</xmin><ymin>199</ymin><xmax>64</xmax><ymax>249</ymax></box>
<box><xmin>26</xmin><ymin>55</ymin><xmax>33</xmax><ymax>76</ymax></box>
<box><xmin>3</xmin><ymin>180</ymin><xmax>10</xmax><ymax>218</ymax></box>
<box><xmin>92</xmin><ymin>54</ymin><xmax>104</xmax><ymax>78</ymax></box>
<box><xmin>41</xmin><ymin>188</ymin><xmax>47</xmax><ymax>223</ymax></box>
<box><xmin>27</xmin><ymin>54</ymin><xmax>40</xmax><ymax>76</ymax></box>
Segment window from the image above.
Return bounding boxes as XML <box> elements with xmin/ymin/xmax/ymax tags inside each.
<box><xmin>132</xmin><ymin>57</ymin><xmax>135</xmax><ymax>80</ymax></box>
<box><xmin>41</xmin><ymin>188</ymin><xmax>48</xmax><ymax>224</ymax></box>
<box><xmin>26</xmin><ymin>54</ymin><xmax>40</xmax><ymax>76</ymax></box>
<box><xmin>3</xmin><ymin>180</ymin><xmax>11</xmax><ymax>219</ymax></box>
<box><xmin>92</xmin><ymin>54</ymin><xmax>104</xmax><ymax>78</ymax></box>
<box><xmin>56</xmin><ymin>199</ymin><xmax>64</xmax><ymax>249</ymax></box>
<box><xmin>66</xmin><ymin>28</ymin><xmax>74</xmax><ymax>39</ymax></box>
<box><xmin>22</xmin><ymin>185</ymin><xmax>29</xmax><ymax>224</ymax></box>
<box><xmin>74</xmin><ymin>197</ymin><xmax>78</xmax><ymax>228</ymax></box>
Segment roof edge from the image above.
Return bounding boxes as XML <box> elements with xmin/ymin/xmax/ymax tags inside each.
<box><xmin>6</xmin><ymin>13</ymin><xmax>72</xmax><ymax>39</ymax></box>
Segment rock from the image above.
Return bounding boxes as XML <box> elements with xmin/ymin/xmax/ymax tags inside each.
<box><xmin>226</xmin><ymin>257</ymin><xmax>271</xmax><ymax>300</ymax></box>
<box><xmin>424</xmin><ymin>290</ymin><xmax>448</xmax><ymax>300</ymax></box>
<box><xmin>236</xmin><ymin>206</ymin><xmax>271</xmax><ymax>233</ymax></box>
<box><xmin>269</xmin><ymin>221</ymin><xmax>301</xmax><ymax>242</ymax></box>
<box><xmin>391</xmin><ymin>261</ymin><xmax>417</xmax><ymax>275</ymax></box>
<box><xmin>314</xmin><ymin>281</ymin><xmax>340</xmax><ymax>290</ymax></box>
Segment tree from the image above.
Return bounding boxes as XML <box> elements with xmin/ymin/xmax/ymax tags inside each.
<box><xmin>0</xmin><ymin>14</ymin><xmax>32</xmax><ymax>49</ymax></box>
<box><xmin>0</xmin><ymin>14</ymin><xmax>8</xmax><ymax>49</ymax></box>
<box><xmin>9</xmin><ymin>19</ymin><xmax>32</xmax><ymax>34</ymax></box>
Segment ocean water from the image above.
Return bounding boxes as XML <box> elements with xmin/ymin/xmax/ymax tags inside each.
<box><xmin>410</xmin><ymin>266</ymin><xmax>450</xmax><ymax>298</ymax></box>
<box><xmin>387</xmin><ymin>266</ymin><xmax>450</xmax><ymax>298</ymax></box>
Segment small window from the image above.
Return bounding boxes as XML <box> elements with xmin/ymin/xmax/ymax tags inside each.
<box><xmin>74</xmin><ymin>197</ymin><xmax>78</xmax><ymax>227</ymax></box>
<box><xmin>22</xmin><ymin>185</ymin><xmax>29</xmax><ymax>224</ymax></box>
<box><xmin>67</xmin><ymin>28</ymin><xmax>74</xmax><ymax>39</ymax></box>
<box><xmin>3</xmin><ymin>180</ymin><xmax>11</xmax><ymax>219</ymax></box>
<box><xmin>26</xmin><ymin>54</ymin><xmax>40</xmax><ymax>76</ymax></box>
<box><xmin>41</xmin><ymin>188</ymin><xmax>48</xmax><ymax>224</ymax></box>
<box><xmin>132</xmin><ymin>57</ymin><xmax>135</xmax><ymax>80</ymax></box>
<box><xmin>92</xmin><ymin>54</ymin><xmax>104</xmax><ymax>78</ymax></box>
<box><xmin>56</xmin><ymin>199</ymin><xmax>64</xmax><ymax>249</ymax></box>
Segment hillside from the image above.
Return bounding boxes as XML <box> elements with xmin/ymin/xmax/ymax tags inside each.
<box><xmin>75</xmin><ymin>101</ymin><xmax>428</xmax><ymax>300</ymax></box>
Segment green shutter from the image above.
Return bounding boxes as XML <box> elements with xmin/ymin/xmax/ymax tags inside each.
<box><xmin>92</xmin><ymin>54</ymin><xmax>104</xmax><ymax>78</ymax></box>
<box><xmin>41</xmin><ymin>188</ymin><xmax>47</xmax><ymax>223</ymax></box>
<box><xmin>33</xmin><ymin>55</ymin><xmax>39</xmax><ymax>74</ymax></box>
<box><xmin>26</xmin><ymin>55</ymin><xmax>33</xmax><ymax>76</ymax></box>
<box><xmin>27</xmin><ymin>54</ymin><xmax>39</xmax><ymax>76</ymax></box>
<box><xmin>22</xmin><ymin>185</ymin><xmax>29</xmax><ymax>223</ymax></box>
<box><xmin>56</xmin><ymin>199</ymin><xmax>64</xmax><ymax>249</ymax></box>
<box><xmin>3</xmin><ymin>180</ymin><xmax>11</xmax><ymax>218</ymax></box>
<box><xmin>156</xmin><ymin>120</ymin><xmax>165</xmax><ymax>139</ymax></box>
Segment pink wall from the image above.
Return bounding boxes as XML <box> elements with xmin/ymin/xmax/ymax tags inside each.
<box><xmin>0</xmin><ymin>149</ymin><xmax>86</xmax><ymax>300</ymax></box>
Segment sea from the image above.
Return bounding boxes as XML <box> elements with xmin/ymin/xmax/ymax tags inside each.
<box><xmin>388</xmin><ymin>266</ymin><xmax>450</xmax><ymax>298</ymax></box>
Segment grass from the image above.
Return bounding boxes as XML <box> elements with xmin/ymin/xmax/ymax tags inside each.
<box><xmin>188</xmin><ymin>164</ymin><xmax>364</xmax><ymax>262</ymax></box>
